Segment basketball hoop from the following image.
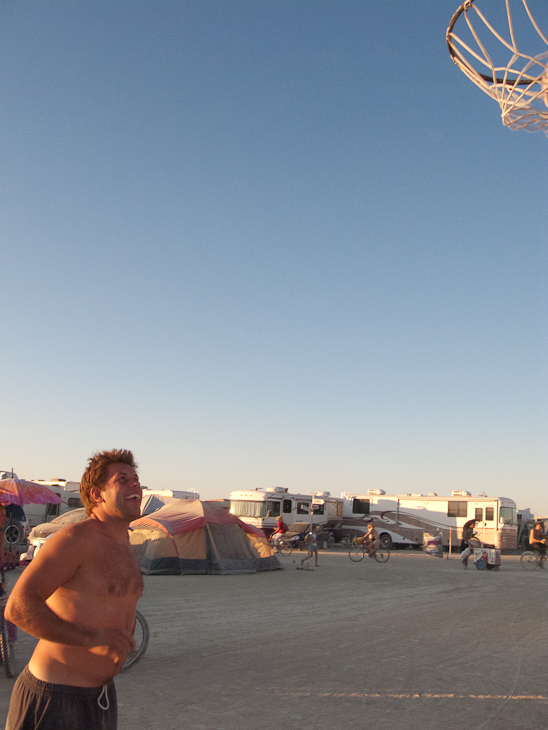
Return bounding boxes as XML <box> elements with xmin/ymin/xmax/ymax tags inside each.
<box><xmin>447</xmin><ymin>0</ymin><xmax>548</xmax><ymax>134</ymax></box>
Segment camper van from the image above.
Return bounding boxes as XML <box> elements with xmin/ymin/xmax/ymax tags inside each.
<box><xmin>335</xmin><ymin>490</ymin><xmax>518</xmax><ymax>551</ymax></box>
<box><xmin>24</xmin><ymin>480</ymin><xmax>83</xmax><ymax>528</ymax></box>
<box><xmin>229</xmin><ymin>487</ymin><xmax>343</xmax><ymax>535</ymax></box>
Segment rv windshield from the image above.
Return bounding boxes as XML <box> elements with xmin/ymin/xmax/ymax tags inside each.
<box><xmin>500</xmin><ymin>506</ymin><xmax>517</xmax><ymax>526</ymax></box>
<box><xmin>230</xmin><ymin>500</ymin><xmax>280</xmax><ymax>519</ymax></box>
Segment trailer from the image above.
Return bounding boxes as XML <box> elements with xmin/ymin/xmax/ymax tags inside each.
<box><xmin>333</xmin><ymin>490</ymin><xmax>517</xmax><ymax>551</ymax></box>
<box><xmin>229</xmin><ymin>487</ymin><xmax>343</xmax><ymax>535</ymax></box>
<box><xmin>23</xmin><ymin>480</ymin><xmax>83</xmax><ymax>528</ymax></box>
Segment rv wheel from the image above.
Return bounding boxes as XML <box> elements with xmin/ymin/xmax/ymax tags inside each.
<box><xmin>379</xmin><ymin>534</ymin><xmax>392</xmax><ymax>550</ymax></box>
<box><xmin>4</xmin><ymin>523</ymin><xmax>21</xmax><ymax>545</ymax></box>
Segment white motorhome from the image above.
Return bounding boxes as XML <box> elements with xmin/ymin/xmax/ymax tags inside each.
<box><xmin>335</xmin><ymin>490</ymin><xmax>518</xmax><ymax>551</ymax></box>
<box><xmin>229</xmin><ymin>487</ymin><xmax>343</xmax><ymax>535</ymax></box>
<box><xmin>24</xmin><ymin>480</ymin><xmax>83</xmax><ymax>528</ymax></box>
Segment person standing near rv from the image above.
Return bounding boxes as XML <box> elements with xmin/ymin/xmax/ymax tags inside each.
<box><xmin>4</xmin><ymin>449</ymin><xmax>143</xmax><ymax>730</ymax></box>
<box><xmin>301</xmin><ymin>525</ymin><xmax>319</xmax><ymax>567</ymax></box>
<box><xmin>529</xmin><ymin>520</ymin><xmax>546</xmax><ymax>568</ymax></box>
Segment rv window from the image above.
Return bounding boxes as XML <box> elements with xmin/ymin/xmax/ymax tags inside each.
<box><xmin>296</xmin><ymin>502</ymin><xmax>310</xmax><ymax>515</ymax></box>
<box><xmin>447</xmin><ymin>501</ymin><xmax>467</xmax><ymax>518</ymax></box>
<box><xmin>313</xmin><ymin>503</ymin><xmax>325</xmax><ymax>515</ymax></box>
<box><xmin>485</xmin><ymin>507</ymin><xmax>494</xmax><ymax>521</ymax></box>
<box><xmin>352</xmin><ymin>499</ymin><xmax>370</xmax><ymax>515</ymax></box>
<box><xmin>475</xmin><ymin>508</ymin><xmax>483</xmax><ymax>522</ymax></box>
<box><xmin>500</xmin><ymin>506</ymin><xmax>517</xmax><ymax>526</ymax></box>
<box><xmin>45</xmin><ymin>503</ymin><xmax>59</xmax><ymax>519</ymax></box>
<box><xmin>283</xmin><ymin>500</ymin><xmax>292</xmax><ymax>514</ymax></box>
<box><xmin>230</xmin><ymin>500</ymin><xmax>270</xmax><ymax>519</ymax></box>
<box><xmin>67</xmin><ymin>497</ymin><xmax>83</xmax><ymax>508</ymax></box>
<box><xmin>265</xmin><ymin>501</ymin><xmax>280</xmax><ymax>517</ymax></box>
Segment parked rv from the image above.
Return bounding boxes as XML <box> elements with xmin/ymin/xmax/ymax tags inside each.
<box><xmin>229</xmin><ymin>487</ymin><xmax>343</xmax><ymax>536</ymax></box>
<box><xmin>23</xmin><ymin>480</ymin><xmax>83</xmax><ymax>528</ymax></box>
<box><xmin>334</xmin><ymin>490</ymin><xmax>518</xmax><ymax>551</ymax></box>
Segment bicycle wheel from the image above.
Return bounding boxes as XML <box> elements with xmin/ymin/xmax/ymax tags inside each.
<box><xmin>279</xmin><ymin>542</ymin><xmax>292</xmax><ymax>557</ymax></box>
<box><xmin>520</xmin><ymin>551</ymin><xmax>539</xmax><ymax>571</ymax></box>
<box><xmin>348</xmin><ymin>546</ymin><xmax>365</xmax><ymax>562</ymax></box>
<box><xmin>0</xmin><ymin>608</ymin><xmax>15</xmax><ymax>678</ymax></box>
<box><xmin>374</xmin><ymin>549</ymin><xmax>390</xmax><ymax>563</ymax></box>
<box><xmin>122</xmin><ymin>610</ymin><xmax>150</xmax><ymax>672</ymax></box>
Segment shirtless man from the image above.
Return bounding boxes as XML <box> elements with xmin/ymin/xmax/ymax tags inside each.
<box><xmin>5</xmin><ymin>449</ymin><xmax>143</xmax><ymax>730</ymax></box>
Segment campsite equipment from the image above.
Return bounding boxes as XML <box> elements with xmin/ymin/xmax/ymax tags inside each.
<box><xmin>423</xmin><ymin>532</ymin><xmax>443</xmax><ymax>558</ymax></box>
<box><xmin>473</xmin><ymin>548</ymin><xmax>501</xmax><ymax>571</ymax></box>
<box><xmin>129</xmin><ymin>499</ymin><xmax>282</xmax><ymax>575</ymax></box>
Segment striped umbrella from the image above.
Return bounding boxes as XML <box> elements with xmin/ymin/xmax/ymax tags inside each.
<box><xmin>0</xmin><ymin>478</ymin><xmax>63</xmax><ymax>506</ymax></box>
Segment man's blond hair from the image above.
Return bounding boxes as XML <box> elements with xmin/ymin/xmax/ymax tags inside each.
<box><xmin>80</xmin><ymin>449</ymin><xmax>138</xmax><ymax>516</ymax></box>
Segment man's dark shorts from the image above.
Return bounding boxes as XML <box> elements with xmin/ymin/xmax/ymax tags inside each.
<box><xmin>6</xmin><ymin>665</ymin><xmax>117</xmax><ymax>730</ymax></box>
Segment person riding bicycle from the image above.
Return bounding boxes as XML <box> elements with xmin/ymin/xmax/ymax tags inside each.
<box><xmin>271</xmin><ymin>515</ymin><xmax>288</xmax><ymax>549</ymax></box>
<box><xmin>363</xmin><ymin>523</ymin><xmax>380</xmax><ymax>558</ymax></box>
<box><xmin>529</xmin><ymin>520</ymin><xmax>546</xmax><ymax>568</ymax></box>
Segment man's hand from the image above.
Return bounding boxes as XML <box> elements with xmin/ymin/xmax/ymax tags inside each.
<box><xmin>88</xmin><ymin>627</ymin><xmax>136</xmax><ymax>669</ymax></box>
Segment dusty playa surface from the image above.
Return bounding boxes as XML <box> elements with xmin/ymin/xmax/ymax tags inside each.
<box><xmin>0</xmin><ymin>551</ymin><xmax>545</xmax><ymax>730</ymax></box>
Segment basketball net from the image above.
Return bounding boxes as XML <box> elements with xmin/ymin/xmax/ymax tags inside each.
<box><xmin>447</xmin><ymin>0</ymin><xmax>548</xmax><ymax>135</ymax></box>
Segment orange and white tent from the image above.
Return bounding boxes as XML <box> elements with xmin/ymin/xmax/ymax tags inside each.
<box><xmin>129</xmin><ymin>499</ymin><xmax>281</xmax><ymax>575</ymax></box>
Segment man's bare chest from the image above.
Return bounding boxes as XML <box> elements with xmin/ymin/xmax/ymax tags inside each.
<box><xmin>78</xmin><ymin>543</ymin><xmax>143</xmax><ymax>597</ymax></box>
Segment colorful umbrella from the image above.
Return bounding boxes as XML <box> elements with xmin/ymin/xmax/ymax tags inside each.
<box><xmin>0</xmin><ymin>478</ymin><xmax>63</xmax><ymax>506</ymax></box>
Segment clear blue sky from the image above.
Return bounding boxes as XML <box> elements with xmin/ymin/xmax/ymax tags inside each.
<box><xmin>1</xmin><ymin>1</ymin><xmax>547</xmax><ymax>513</ymax></box>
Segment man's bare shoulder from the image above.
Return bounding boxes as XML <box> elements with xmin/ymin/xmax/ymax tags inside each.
<box><xmin>34</xmin><ymin>517</ymin><xmax>105</xmax><ymax>561</ymax></box>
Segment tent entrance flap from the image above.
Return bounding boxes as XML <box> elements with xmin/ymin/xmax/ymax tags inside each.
<box><xmin>206</xmin><ymin>523</ymin><xmax>257</xmax><ymax>574</ymax></box>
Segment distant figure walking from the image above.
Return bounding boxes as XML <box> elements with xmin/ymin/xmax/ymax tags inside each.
<box><xmin>301</xmin><ymin>525</ymin><xmax>319</xmax><ymax>567</ymax></box>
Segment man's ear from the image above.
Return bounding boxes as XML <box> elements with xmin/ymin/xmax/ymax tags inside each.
<box><xmin>90</xmin><ymin>486</ymin><xmax>105</xmax><ymax>505</ymax></box>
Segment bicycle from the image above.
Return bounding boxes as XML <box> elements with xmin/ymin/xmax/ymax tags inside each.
<box><xmin>269</xmin><ymin>536</ymin><xmax>293</xmax><ymax>557</ymax></box>
<box><xmin>0</xmin><ymin>562</ymin><xmax>19</xmax><ymax>678</ymax></box>
<box><xmin>340</xmin><ymin>535</ymin><xmax>354</xmax><ymax>550</ymax></box>
<box><xmin>348</xmin><ymin>543</ymin><xmax>390</xmax><ymax>563</ymax></box>
<box><xmin>520</xmin><ymin>549</ymin><xmax>546</xmax><ymax>571</ymax></box>
<box><xmin>122</xmin><ymin>610</ymin><xmax>150</xmax><ymax>671</ymax></box>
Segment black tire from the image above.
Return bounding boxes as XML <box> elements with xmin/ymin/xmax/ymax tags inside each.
<box><xmin>279</xmin><ymin>542</ymin><xmax>292</xmax><ymax>557</ymax></box>
<box><xmin>327</xmin><ymin>535</ymin><xmax>335</xmax><ymax>548</ymax></box>
<box><xmin>320</xmin><ymin>539</ymin><xmax>328</xmax><ymax>550</ymax></box>
<box><xmin>298</xmin><ymin>540</ymin><xmax>306</xmax><ymax>551</ymax></box>
<box><xmin>0</xmin><ymin>608</ymin><xmax>15</xmax><ymax>678</ymax></box>
<box><xmin>348</xmin><ymin>546</ymin><xmax>365</xmax><ymax>562</ymax></box>
<box><xmin>122</xmin><ymin>610</ymin><xmax>149</xmax><ymax>671</ymax></box>
<box><xmin>4</xmin><ymin>523</ymin><xmax>21</xmax><ymax>546</ymax></box>
<box><xmin>374</xmin><ymin>549</ymin><xmax>390</xmax><ymax>563</ymax></box>
<box><xmin>520</xmin><ymin>551</ymin><xmax>538</xmax><ymax>570</ymax></box>
<box><xmin>379</xmin><ymin>534</ymin><xmax>393</xmax><ymax>550</ymax></box>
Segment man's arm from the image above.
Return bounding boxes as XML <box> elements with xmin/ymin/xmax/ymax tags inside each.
<box><xmin>5</xmin><ymin>527</ymin><xmax>133</xmax><ymax>662</ymax></box>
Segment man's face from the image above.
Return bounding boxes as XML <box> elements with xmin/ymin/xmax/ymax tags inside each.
<box><xmin>98</xmin><ymin>463</ymin><xmax>142</xmax><ymax>521</ymax></box>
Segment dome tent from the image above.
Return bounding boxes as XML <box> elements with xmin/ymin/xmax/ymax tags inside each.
<box><xmin>129</xmin><ymin>499</ymin><xmax>281</xmax><ymax>575</ymax></box>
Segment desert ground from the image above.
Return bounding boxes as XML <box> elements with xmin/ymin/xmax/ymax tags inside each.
<box><xmin>0</xmin><ymin>550</ymin><xmax>546</xmax><ymax>730</ymax></box>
